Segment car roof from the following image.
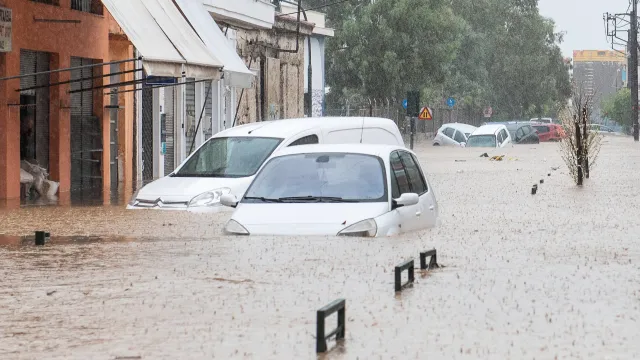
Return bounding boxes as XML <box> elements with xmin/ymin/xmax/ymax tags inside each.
<box><xmin>269</xmin><ymin>143</ymin><xmax>407</xmax><ymax>158</ymax></box>
<box><xmin>471</xmin><ymin>124</ymin><xmax>505</xmax><ymax>135</ymax></box>
<box><xmin>212</xmin><ymin>117</ymin><xmax>397</xmax><ymax>139</ymax></box>
<box><xmin>441</xmin><ymin>123</ymin><xmax>477</xmax><ymax>132</ymax></box>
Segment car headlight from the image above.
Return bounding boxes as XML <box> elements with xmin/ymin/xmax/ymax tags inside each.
<box><xmin>128</xmin><ymin>187</ymin><xmax>143</xmax><ymax>206</ymax></box>
<box><xmin>337</xmin><ymin>219</ymin><xmax>377</xmax><ymax>237</ymax></box>
<box><xmin>225</xmin><ymin>219</ymin><xmax>250</xmax><ymax>235</ymax></box>
<box><xmin>188</xmin><ymin>188</ymin><xmax>231</xmax><ymax>208</ymax></box>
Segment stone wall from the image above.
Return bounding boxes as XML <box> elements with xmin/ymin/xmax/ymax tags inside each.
<box><xmin>230</xmin><ymin>16</ymin><xmax>313</xmax><ymax>125</ymax></box>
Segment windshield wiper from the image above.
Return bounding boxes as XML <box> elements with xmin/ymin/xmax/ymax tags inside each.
<box><xmin>277</xmin><ymin>196</ymin><xmax>359</xmax><ymax>203</ymax></box>
<box><xmin>243</xmin><ymin>196</ymin><xmax>283</xmax><ymax>203</ymax></box>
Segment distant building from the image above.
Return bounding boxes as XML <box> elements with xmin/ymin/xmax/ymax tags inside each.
<box><xmin>572</xmin><ymin>50</ymin><xmax>627</xmax><ymax>121</ymax></box>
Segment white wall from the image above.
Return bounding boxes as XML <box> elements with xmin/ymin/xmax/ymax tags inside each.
<box><xmin>203</xmin><ymin>0</ymin><xmax>275</xmax><ymax>29</ymax></box>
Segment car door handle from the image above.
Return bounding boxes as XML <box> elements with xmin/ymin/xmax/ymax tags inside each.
<box><xmin>429</xmin><ymin>206</ymin><xmax>435</xmax><ymax>211</ymax></box>
<box><xmin>415</xmin><ymin>211</ymin><xmax>422</xmax><ymax>217</ymax></box>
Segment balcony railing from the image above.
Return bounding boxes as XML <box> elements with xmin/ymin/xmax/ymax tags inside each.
<box><xmin>71</xmin><ymin>0</ymin><xmax>103</xmax><ymax>16</ymax></box>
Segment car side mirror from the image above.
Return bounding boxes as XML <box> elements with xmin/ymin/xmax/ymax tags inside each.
<box><xmin>392</xmin><ymin>193</ymin><xmax>419</xmax><ymax>209</ymax></box>
<box><xmin>220</xmin><ymin>194</ymin><xmax>239</xmax><ymax>208</ymax></box>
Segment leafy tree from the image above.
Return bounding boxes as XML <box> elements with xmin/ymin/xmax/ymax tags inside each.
<box><xmin>602</xmin><ymin>88</ymin><xmax>632</xmax><ymax>130</ymax></box>
<box><xmin>306</xmin><ymin>0</ymin><xmax>571</xmax><ymax>119</ymax></box>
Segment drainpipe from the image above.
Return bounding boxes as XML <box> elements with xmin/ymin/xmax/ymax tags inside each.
<box><xmin>299</xmin><ymin>5</ymin><xmax>313</xmax><ymax>117</ymax></box>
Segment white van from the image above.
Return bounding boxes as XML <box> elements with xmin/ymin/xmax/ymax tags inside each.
<box><xmin>466</xmin><ymin>124</ymin><xmax>513</xmax><ymax>148</ymax></box>
<box><xmin>127</xmin><ymin>117</ymin><xmax>405</xmax><ymax>212</ymax></box>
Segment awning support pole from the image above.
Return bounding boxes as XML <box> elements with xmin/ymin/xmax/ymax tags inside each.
<box><xmin>15</xmin><ymin>68</ymin><xmax>143</xmax><ymax>92</ymax></box>
<box><xmin>68</xmin><ymin>78</ymin><xmax>147</xmax><ymax>94</ymax></box>
<box><xmin>188</xmin><ymin>81</ymin><xmax>213</xmax><ymax>155</ymax></box>
<box><xmin>0</xmin><ymin>57</ymin><xmax>142</xmax><ymax>82</ymax></box>
<box><xmin>103</xmin><ymin>79</ymin><xmax>212</xmax><ymax>96</ymax></box>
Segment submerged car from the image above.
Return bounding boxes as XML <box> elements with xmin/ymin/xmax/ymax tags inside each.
<box><xmin>505</xmin><ymin>122</ymin><xmax>539</xmax><ymax>144</ymax></box>
<box><xmin>466</xmin><ymin>124</ymin><xmax>513</xmax><ymax>148</ymax></box>
<box><xmin>127</xmin><ymin>117</ymin><xmax>405</xmax><ymax>212</ymax></box>
<box><xmin>532</xmin><ymin>123</ymin><xmax>566</xmax><ymax>142</ymax></box>
<box><xmin>221</xmin><ymin>144</ymin><xmax>439</xmax><ymax>237</ymax></box>
<box><xmin>433</xmin><ymin>123</ymin><xmax>477</xmax><ymax>147</ymax></box>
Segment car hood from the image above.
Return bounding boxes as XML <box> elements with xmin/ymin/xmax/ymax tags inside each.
<box><xmin>230</xmin><ymin>202</ymin><xmax>389</xmax><ymax>236</ymax></box>
<box><xmin>136</xmin><ymin>176</ymin><xmax>254</xmax><ymax>202</ymax></box>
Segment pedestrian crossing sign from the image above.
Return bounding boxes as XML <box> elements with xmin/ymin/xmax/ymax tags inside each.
<box><xmin>418</xmin><ymin>107</ymin><xmax>433</xmax><ymax>120</ymax></box>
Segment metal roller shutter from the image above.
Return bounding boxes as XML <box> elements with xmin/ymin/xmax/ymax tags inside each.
<box><xmin>185</xmin><ymin>77</ymin><xmax>196</xmax><ymax>156</ymax></box>
<box><xmin>164</xmin><ymin>87</ymin><xmax>175</xmax><ymax>174</ymax></box>
<box><xmin>203</xmin><ymin>81</ymin><xmax>213</xmax><ymax>140</ymax></box>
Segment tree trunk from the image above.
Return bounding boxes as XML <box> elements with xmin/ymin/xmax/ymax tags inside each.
<box><xmin>575</xmin><ymin>119</ymin><xmax>583</xmax><ymax>186</ymax></box>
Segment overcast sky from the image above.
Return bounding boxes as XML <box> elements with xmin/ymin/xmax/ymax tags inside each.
<box><xmin>538</xmin><ymin>0</ymin><xmax>630</xmax><ymax>57</ymax></box>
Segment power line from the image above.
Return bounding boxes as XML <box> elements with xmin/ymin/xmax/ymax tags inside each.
<box><xmin>279</xmin><ymin>0</ymin><xmax>359</xmax><ymax>17</ymax></box>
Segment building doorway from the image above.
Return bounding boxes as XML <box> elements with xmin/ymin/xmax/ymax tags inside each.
<box><xmin>19</xmin><ymin>50</ymin><xmax>50</xmax><ymax>170</ymax></box>
<box><xmin>70</xmin><ymin>56</ymin><xmax>102</xmax><ymax>202</ymax></box>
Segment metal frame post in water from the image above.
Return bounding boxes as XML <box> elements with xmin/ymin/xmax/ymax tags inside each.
<box><xmin>316</xmin><ymin>298</ymin><xmax>346</xmax><ymax>353</ymax></box>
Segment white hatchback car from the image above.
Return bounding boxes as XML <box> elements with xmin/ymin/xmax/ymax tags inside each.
<box><xmin>221</xmin><ymin>144</ymin><xmax>439</xmax><ymax>237</ymax></box>
<box><xmin>466</xmin><ymin>124</ymin><xmax>513</xmax><ymax>148</ymax></box>
<box><xmin>433</xmin><ymin>123</ymin><xmax>478</xmax><ymax>147</ymax></box>
<box><xmin>127</xmin><ymin>117</ymin><xmax>404</xmax><ymax>212</ymax></box>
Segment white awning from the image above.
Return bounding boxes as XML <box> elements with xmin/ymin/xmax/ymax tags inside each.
<box><xmin>102</xmin><ymin>0</ymin><xmax>223</xmax><ymax>79</ymax></box>
<box><xmin>175</xmin><ymin>0</ymin><xmax>255</xmax><ymax>88</ymax></box>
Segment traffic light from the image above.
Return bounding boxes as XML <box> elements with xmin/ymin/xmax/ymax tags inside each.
<box><xmin>407</xmin><ymin>90</ymin><xmax>420</xmax><ymax>117</ymax></box>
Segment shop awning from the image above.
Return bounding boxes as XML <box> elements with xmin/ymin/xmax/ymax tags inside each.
<box><xmin>102</xmin><ymin>0</ymin><xmax>223</xmax><ymax>79</ymax></box>
<box><xmin>175</xmin><ymin>0</ymin><xmax>255</xmax><ymax>88</ymax></box>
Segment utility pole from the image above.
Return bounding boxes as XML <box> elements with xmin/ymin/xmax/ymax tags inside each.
<box><xmin>631</xmin><ymin>0</ymin><xmax>639</xmax><ymax>141</ymax></box>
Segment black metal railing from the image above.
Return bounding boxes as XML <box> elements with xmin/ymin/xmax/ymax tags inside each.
<box><xmin>71</xmin><ymin>0</ymin><xmax>103</xmax><ymax>15</ymax></box>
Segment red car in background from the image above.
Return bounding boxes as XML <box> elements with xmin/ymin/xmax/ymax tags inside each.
<box><xmin>532</xmin><ymin>123</ymin><xmax>566</xmax><ymax>142</ymax></box>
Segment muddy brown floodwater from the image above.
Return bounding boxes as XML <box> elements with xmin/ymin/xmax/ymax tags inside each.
<box><xmin>2</xmin><ymin>136</ymin><xmax>640</xmax><ymax>359</ymax></box>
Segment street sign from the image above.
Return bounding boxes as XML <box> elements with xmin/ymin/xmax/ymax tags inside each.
<box><xmin>145</xmin><ymin>75</ymin><xmax>177</xmax><ymax>86</ymax></box>
<box><xmin>483</xmin><ymin>106</ymin><xmax>493</xmax><ymax>118</ymax></box>
<box><xmin>446</xmin><ymin>97</ymin><xmax>456</xmax><ymax>108</ymax></box>
<box><xmin>402</xmin><ymin>99</ymin><xmax>408</xmax><ymax>109</ymax></box>
<box><xmin>418</xmin><ymin>107</ymin><xmax>433</xmax><ymax>120</ymax></box>
<box><xmin>0</xmin><ymin>7</ymin><xmax>13</xmax><ymax>53</ymax></box>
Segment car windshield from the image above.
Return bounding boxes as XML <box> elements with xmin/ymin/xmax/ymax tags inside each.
<box><xmin>466</xmin><ymin>135</ymin><xmax>497</xmax><ymax>147</ymax></box>
<box><xmin>243</xmin><ymin>153</ymin><xmax>387</xmax><ymax>202</ymax></box>
<box><xmin>173</xmin><ymin>136</ymin><xmax>283</xmax><ymax>178</ymax></box>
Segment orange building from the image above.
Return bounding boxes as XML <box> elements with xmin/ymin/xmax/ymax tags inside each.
<box><xmin>0</xmin><ymin>0</ymin><xmax>134</xmax><ymax>204</ymax></box>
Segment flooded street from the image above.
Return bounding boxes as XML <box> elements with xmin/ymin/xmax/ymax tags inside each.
<box><xmin>2</xmin><ymin>137</ymin><xmax>640</xmax><ymax>359</ymax></box>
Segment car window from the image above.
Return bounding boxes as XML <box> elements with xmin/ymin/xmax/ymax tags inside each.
<box><xmin>443</xmin><ymin>127</ymin><xmax>455</xmax><ymax>138</ymax></box>
<box><xmin>453</xmin><ymin>130</ymin><xmax>466</xmax><ymax>143</ymax></box>
<box><xmin>516</xmin><ymin>127</ymin><xmax>525</xmax><ymax>139</ymax></box>
<box><xmin>466</xmin><ymin>135</ymin><xmax>497</xmax><ymax>147</ymax></box>
<box><xmin>533</xmin><ymin>125</ymin><xmax>549</xmax><ymax>133</ymax></box>
<box><xmin>288</xmin><ymin>134</ymin><xmax>319</xmax><ymax>146</ymax></box>
<box><xmin>500</xmin><ymin>129</ymin><xmax>509</xmax><ymax>141</ymax></box>
<box><xmin>390</xmin><ymin>151</ymin><xmax>411</xmax><ymax>198</ymax></box>
<box><xmin>497</xmin><ymin>131</ymin><xmax>504</xmax><ymax>144</ymax></box>
<box><xmin>244</xmin><ymin>153</ymin><xmax>387</xmax><ymax>202</ymax></box>
<box><xmin>174</xmin><ymin>136</ymin><xmax>282</xmax><ymax>178</ymax></box>
<box><xmin>523</xmin><ymin>126</ymin><xmax>532</xmax><ymax>135</ymax></box>
<box><xmin>398</xmin><ymin>151</ymin><xmax>427</xmax><ymax>194</ymax></box>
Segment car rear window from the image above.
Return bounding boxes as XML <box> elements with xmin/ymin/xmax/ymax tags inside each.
<box><xmin>533</xmin><ymin>125</ymin><xmax>549</xmax><ymax>133</ymax></box>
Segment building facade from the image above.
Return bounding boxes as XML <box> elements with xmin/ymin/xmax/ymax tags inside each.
<box><xmin>0</xmin><ymin>0</ymin><xmax>135</xmax><ymax>204</ymax></box>
<box><xmin>572</xmin><ymin>50</ymin><xmax>627</xmax><ymax>121</ymax></box>
<box><xmin>280</xmin><ymin>1</ymin><xmax>334</xmax><ymax>118</ymax></box>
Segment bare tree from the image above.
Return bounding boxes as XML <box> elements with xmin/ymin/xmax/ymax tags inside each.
<box><xmin>558</xmin><ymin>89</ymin><xmax>603</xmax><ymax>185</ymax></box>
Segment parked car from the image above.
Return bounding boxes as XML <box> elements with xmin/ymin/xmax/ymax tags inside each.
<box><xmin>532</xmin><ymin>123</ymin><xmax>566</xmax><ymax>142</ymax></box>
<box><xmin>530</xmin><ymin>117</ymin><xmax>554</xmax><ymax>124</ymax></box>
<box><xmin>505</xmin><ymin>123</ymin><xmax>539</xmax><ymax>144</ymax></box>
<box><xmin>127</xmin><ymin>117</ymin><xmax>405</xmax><ymax>212</ymax></box>
<box><xmin>466</xmin><ymin>124</ymin><xmax>513</xmax><ymax>148</ymax></box>
<box><xmin>221</xmin><ymin>144</ymin><xmax>438</xmax><ymax>237</ymax></box>
<box><xmin>433</xmin><ymin>123</ymin><xmax>477</xmax><ymax>147</ymax></box>
<box><xmin>588</xmin><ymin>124</ymin><xmax>623</xmax><ymax>135</ymax></box>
